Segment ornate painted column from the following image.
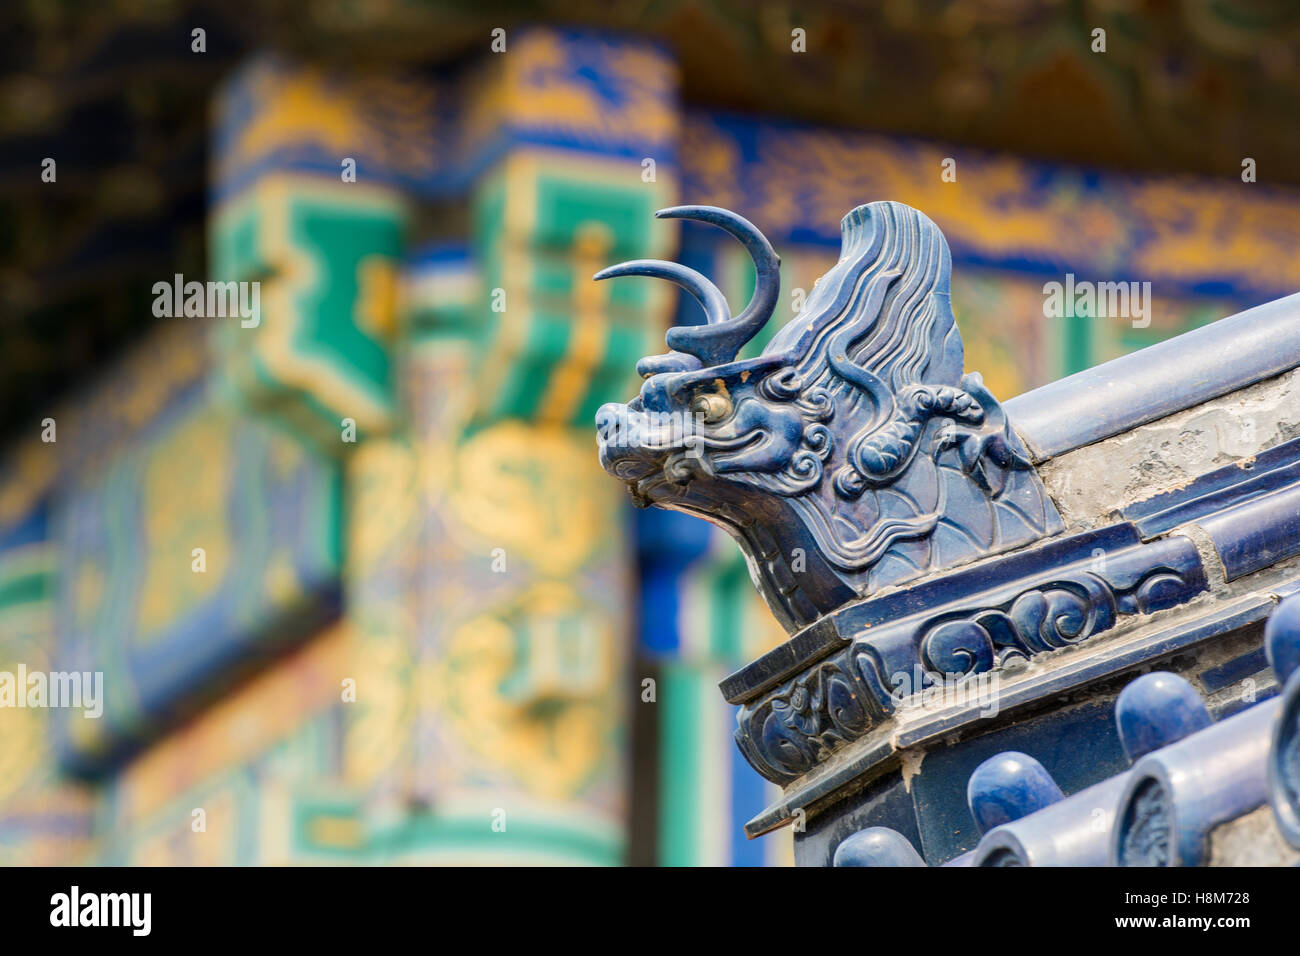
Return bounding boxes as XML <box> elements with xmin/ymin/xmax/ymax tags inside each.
<box><xmin>208</xmin><ymin>54</ymin><xmax>422</xmax><ymax>446</ymax></box>
<box><xmin>209</xmin><ymin>29</ymin><xmax>682</xmax><ymax>863</ymax></box>
<box><xmin>388</xmin><ymin>29</ymin><xmax>681</xmax><ymax>863</ymax></box>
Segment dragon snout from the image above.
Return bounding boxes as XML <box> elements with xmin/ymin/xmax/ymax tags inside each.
<box><xmin>595</xmin><ymin>402</ymin><xmax>662</xmax><ymax>482</ymax></box>
<box><xmin>595</xmin><ymin>402</ymin><xmax>681</xmax><ymax>455</ymax></box>
<box><xmin>595</xmin><ymin>401</ymin><xmax>701</xmax><ymax>489</ymax></box>
<box><xmin>595</xmin><ymin>403</ymin><xmax>624</xmax><ymax>444</ymax></box>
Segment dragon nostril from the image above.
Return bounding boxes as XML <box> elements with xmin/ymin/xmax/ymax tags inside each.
<box><xmin>595</xmin><ymin>405</ymin><xmax>622</xmax><ymax>439</ymax></box>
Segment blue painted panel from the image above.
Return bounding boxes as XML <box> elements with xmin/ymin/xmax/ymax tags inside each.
<box><xmin>50</xmin><ymin>383</ymin><xmax>342</xmax><ymax>774</ymax></box>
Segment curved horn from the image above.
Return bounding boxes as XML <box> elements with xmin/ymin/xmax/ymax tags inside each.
<box><xmin>593</xmin><ymin>259</ymin><xmax>730</xmax><ymax>329</ymax></box>
<box><xmin>655</xmin><ymin>205</ymin><xmax>781</xmax><ymax>366</ymax></box>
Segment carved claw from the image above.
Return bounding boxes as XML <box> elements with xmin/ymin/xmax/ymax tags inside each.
<box><xmin>954</xmin><ymin>430</ymin><xmax>1032</xmax><ymax>496</ymax></box>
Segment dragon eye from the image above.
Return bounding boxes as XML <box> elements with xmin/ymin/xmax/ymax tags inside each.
<box><xmin>690</xmin><ymin>392</ymin><xmax>732</xmax><ymax>423</ymax></box>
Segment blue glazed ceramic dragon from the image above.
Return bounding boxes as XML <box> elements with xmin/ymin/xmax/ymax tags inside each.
<box><xmin>595</xmin><ymin>201</ymin><xmax>1062</xmax><ymax>633</ymax></box>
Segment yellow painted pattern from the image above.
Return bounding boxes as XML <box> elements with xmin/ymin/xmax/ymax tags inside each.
<box><xmin>535</xmin><ymin>221</ymin><xmax>615</xmax><ymax>424</ymax></box>
<box><xmin>501</xmin><ymin>31</ymin><xmax>678</xmax><ymax>150</ymax></box>
<box><xmin>687</xmin><ymin>115</ymin><xmax>1300</xmax><ymax>296</ymax></box>
<box><xmin>136</xmin><ymin>408</ymin><xmax>230</xmax><ymax>639</ymax></box>
<box><xmin>0</xmin><ymin>320</ymin><xmax>207</xmax><ymax>529</ymax></box>
<box><xmin>217</xmin><ymin>61</ymin><xmax>437</xmax><ymax>186</ymax></box>
<box><xmin>432</xmin><ymin>581</ymin><xmax>617</xmax><ymax>801</ymax></box>
<box><xmin>343</xmin><ymin>439</ymin><xmax>417</xmax><ymax>791</ymax></box>
<box><xmin>445</xmin><ymin>420</ymin><xmax>616</xmax><ymax>576</ymax></box>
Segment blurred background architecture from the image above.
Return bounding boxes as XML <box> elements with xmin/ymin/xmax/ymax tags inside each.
<box><xmin>3</xmin><ymin>0</ymin><xmax>1300</xmax><ymax>865</ymax></box>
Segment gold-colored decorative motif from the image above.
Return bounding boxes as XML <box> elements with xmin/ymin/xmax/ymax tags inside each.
<box><xmin>355</xmin><ymin>254</ymin><xmax>402</xmax><ymax>342</ymax></box>
<box><xmin>536</xmin><ymin>220</ymin><xmax>615</xmax><ymax>424</ymax></box>
<box><xmin>446</xmin><ymin>421</ymin><xmax>617</xmax><ymax>577</ymax></box>
<box><xmin>343</xmin><ymin>439</ymin><xmax>417</xmax><ymax>790</ymax></box>
<box><xmin>685</xmin><ymin>113</ymin><xmax>1300</xmax><ymax>297</ymax></box>
<box><xmin>0</xmin><ymin>321</ymin><xmax>208</xmax><ymax>530</ymax></box>
<box><xmin>434</xmin><ymin>581</ymin><xmax>616</xmax><ymax>801</ymax></box>
<box><xmin>218</xmin><ymin>62</ymin><xmax>437</xmax><ymax>186</ymax></box>
<box><xmin>213</xmin><ymin>175</ymin><xmax>408</xmax><ymax>436</ymax></box>
<box><xmin>502</xmin><ymin>32</ymin><xmax>678</xmax><ymax>149</ymax></box>
<box><xmin>136</xmin><ymin>409</ymin><xmax>231</xmax><ymax>638</ymax></box>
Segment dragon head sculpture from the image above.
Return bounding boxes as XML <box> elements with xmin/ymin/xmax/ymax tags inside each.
<box><xmin>595</xmin><ymin>201</ymin><xmax>1062</xmax><ymax>634</ymax></box>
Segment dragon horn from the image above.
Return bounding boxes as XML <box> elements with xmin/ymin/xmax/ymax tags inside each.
<box><xmin>593</xmin><ymin>259</ymin><xmax>730</xmax><ymax>331</ymax></box>
<box><xmin>654</xmin><ymin>205</ymin><xmax>781</xmax><ymax>367</ymax></box>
